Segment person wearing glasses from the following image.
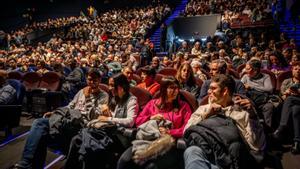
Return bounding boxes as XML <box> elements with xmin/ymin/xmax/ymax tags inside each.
<box><xmin>199</xmin><ymin>59</ymin><xmax>246</xmax><ymax>103</ymax></box>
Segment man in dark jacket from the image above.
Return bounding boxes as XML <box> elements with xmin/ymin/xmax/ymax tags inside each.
<box><xmin>184</xmin><ymin>74</ymin><xmax>265</xmax><ymax>169</ymax></box>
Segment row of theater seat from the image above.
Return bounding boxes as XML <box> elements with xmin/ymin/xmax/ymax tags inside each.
<box><xmin>8</xmin><ymin>71</ymin><xmax>62</xmax><ymax>91</ymax></box>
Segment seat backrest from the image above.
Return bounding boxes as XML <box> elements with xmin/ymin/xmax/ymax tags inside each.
<box><xmin>199</xmin><ymin>95</ymin><xmax>209</xmax><ymax>106</ymax></box>
<box><xmin>179</xmin><ymin>90</ymin><xmax>199</xmax><ymax>112</ymax></box>
<box><xmin>195</xmin><ymin>77</ymin><xmax>203</xmax><ymax>88</ymax></box>
<box><xmin>237</xmin><ymin>64</ymin><xmax>246</xmax><ymax>73</ymax></box>
<box><xmin>276</xmin><ymin>70</ymin><xmax>292</xmax><ymax>91</ymax></box>
<box><xmin>99</xmin><ymin>83</ymin><xmax>110</xmax><ymax>93</ymax></box>
<box><xmin>158</xmin><ymin>68</ymin><xmax>177</xmax><ymax>76</ymax></box>
<box><xmin>200</xmin><ymin>68</ymin><xmax>211</xmax><ymax>79</ymax></box>
<box><xmin>154</xmin><ymin>73</ymin><xmax>165</xmax><ymax>84</ymax></box>
<box><xmin>39</xmin><ymin>72</ymin><xmax>61</xmax><ymax>91</ymax></box>
<box><xmin>8</xmin><ymin>71</ymin><xmax>23</xmax><ymax>80</ymax></box>
<box><xmin>22</xmin><ymin>72</ymin><xmax>42</xmax><ymax>91</ymax></box>
<box><xmin>130</xmin><ymin>86</ymin><xmax>152</xmax><ymax>110</ymax></box>
<box><xmin>261</xmin><ymin>69</ymin><xmax>277</xmax><ymax>92</ymax></box>
<box><xmin>132</xmin><ymin>74</ymin><xmax>142</xmax><ymax>84</ymax></box>
<box><xmin>227</xmin><ymin>68</ymin><xmax>240</xmax><ymax>79</ymax></box>
<box><xmin>7</xmin><ymin>79</ymin><xmax>26</xmax><ymax>104</ymax></box>
<box><xmin>136</xmin><ymin>67</ymin><xmax>143</xmax><ymax>76</ymax></box>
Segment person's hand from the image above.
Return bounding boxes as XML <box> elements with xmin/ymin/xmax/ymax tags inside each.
<box><xmin>43</xmin><ymin>112</ymin><xmax>53</xmax><ymax>118</ymax></box>
<box><xmin>98</xmin><ymin>115</ymin><xmax>109</xmax><ymax>122</ymax></box>
<box><xmin>234</xmin><ymin>96</ymin><xmax>252</xmax><ymax>110</ymax></box>
<box><xmin>150</xmin><ymin>114</ymin><xmax>164</xmax><ymax>121</ymax></box>
<box><xmin>100</xmin><ymin>104</ymin><xmax>111</xmax><ymax>117</ymax></box>
<box><xmin>203</xmin><ymin>103</ymin><xmax>222</xmax><ymax>119</ymax></box>
<box><xmin>244</xmin><ymin>84</ymin><xmax>251</xmax><ymax>90</ymax></box>
<box><xmin>83</xmin><ymin>86</ymin><xmax>91</xmax><ymax>97</ymax></box>
<box><xmin>159</xmin><ymin>127</ymin><xmax>170</xmax><ymax>135</ymax></box>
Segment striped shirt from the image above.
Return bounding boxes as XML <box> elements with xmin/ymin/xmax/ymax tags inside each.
<box><xmin>67</xmin><ymin>88</ymin><xmax>109</xmax><ymax>124</ymax></box>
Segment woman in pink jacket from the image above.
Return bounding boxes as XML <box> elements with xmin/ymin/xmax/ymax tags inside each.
<box><xmin>117</xmin><ymin>76</ymin><xmax>192</xmax><ymax>169</ymax></box>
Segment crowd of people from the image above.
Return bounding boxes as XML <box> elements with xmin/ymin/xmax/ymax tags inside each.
<box><xmin>0</xmin><ymin>0</ymin><xmax>299</xmax><ymax>169</ymax></box>
<box><xmin>183</xmin><ymin>0</ymin><xmax>274</xmax><ymax>28</ymax></box>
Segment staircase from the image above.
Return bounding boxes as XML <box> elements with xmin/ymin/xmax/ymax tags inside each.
<box><xmin>278</xmin><ymin>10</ymin><xmax>300</xmax><ymax>49</ymax></box>
<box><xmin>150</xmin><ymin>0</ymin><xmax>189</xmax><ymax>53</ymax></box>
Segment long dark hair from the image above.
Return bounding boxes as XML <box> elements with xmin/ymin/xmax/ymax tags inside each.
<box><xmin>175</xmin><ymin>63</ymin><xmax>196</xmax><ymax>87</ymax></box>
<box><xmin>156</xmin><ymin>76</ymin><xmax>180</xmax><ymax>110</ymax></box>
<box><xmin>268</xmin><ymin>51</ymin><xmax>289</xmax><ymax>68</ymax></box>
<box><xmin>112</xmin><ymin>73</ymin><xmax>130</xmax><ymax>104</ymax></box>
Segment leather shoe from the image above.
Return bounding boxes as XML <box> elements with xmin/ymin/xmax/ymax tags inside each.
<box><xmin>291</xmin><ymin>141</ymin><xmax>300</xmax><ymax>155</ymax></box>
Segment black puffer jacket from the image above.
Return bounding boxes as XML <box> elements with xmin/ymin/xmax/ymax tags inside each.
<box><xmin>184</xmin><ymin>115</ymin><xmax>245</xmax><ymax>169</ymax></box>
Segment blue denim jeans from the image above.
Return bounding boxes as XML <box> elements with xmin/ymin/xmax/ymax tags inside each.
<box><xmin>17</xmin><ymin>118</ymin><xmax>50</xmax><ymax>169</ymax></box>
<box><xmin>184</xmin><ymin>146</ymin><xmax>219</xmax><ymax>169</ymax></box>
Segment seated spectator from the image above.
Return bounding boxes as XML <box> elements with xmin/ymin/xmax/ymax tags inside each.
<box><xmin>150</xmin><ymin>56</ymin><xmax>163</xmax><ymax>72</ymax></box>
<box><xmin>13</xmin><ymin>69</ymin><xmax>109</xmax><ymax>169</ymax></box>
<box><xmin>184</xmin><ymin>74</ymin><xmax>265</xmax><ymax>169</ymax></box>
<box><xmin>199</xmin><ymin>60</ymin><xmax>246</xmax><ymax>102</ymax></box>
<box><xmin>191</xmin><ymin>41</ymin><xmax>202</xmax><ymax>56</ymax></box>
<box><xmin>268</xmin><ymin>52</ymin><xmax>290</xmax><ymax>76</ymax></box>
<box><xmin>0</xmin><ymin>70</ymin><xmax>17</xmax><ymax>104</ymax></box>
<box><xmin>117</xmin><ymin>76</ymin><xmax>192</xmax><ymax>169</ymax></box>
<box><xmin>190</xmin><ymin>59</ymin><xmax>207</xmax><ymax>81</ymax></box>
<box><xmin>173</xmin><ymin>52</ymin><xmax>185</xmax><ymax>70</ymax></box>
<box><xmin>7</xmin><ymin>58</ymin><xmax>18</xmax><ymax>72</ymax></box>
<box><xmin>161</xmin><ymin>56</ymin><xmax>171</xmax><ymax>68</ymax></box>
<box><xmin>137</xmin><ymin>66</ymin><xmax>160</xmax><ymax>96</ymax></box>
<box><xmin>122</xmin><ymin>66</ymin><xmax>137</xmax><ymax>87</ymax></box>
<box><xmin>64</xmin><ymin>73</ymin><xmax>138</xmax><ymax>169</ymax></box>
<box><xmin>232</xmin><ymin>48</ymin><xmax>247</xmax><ymax>68</ymax></box>
<box><xmin>177</xmin><ymin>41</ymin><xmax>190</xmax><ymax>53</ymax></box>
<box><xmin>61</xmin><ymin>59</ymin><xmax>86</xmax><ymax>103</ymax></box>
<box><xmin>176</xmin><ymin>63</ymin><xmax>201</xmax><ymax>99</ymax></box>
<box><xmin>27</xmin><ymin>58</ymin><xmax>38</xmax><ymax>72</ymax></box>
<box><xmin>241</xmin><ymin>59</ymin><xmax>274</xmax><ymax>129</ymax></box>
<box><xmin>36</xmin><ymin>60</ymin><xmax>50</xmax><ymax>74</ymax></box>
<box><xmin>273</xmin><ymin>62</ymin><xmax>300</xmax><ymax>154</ymax></box>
